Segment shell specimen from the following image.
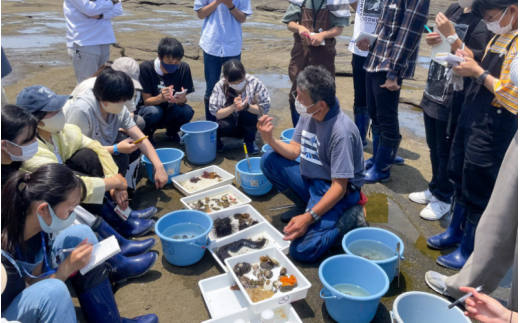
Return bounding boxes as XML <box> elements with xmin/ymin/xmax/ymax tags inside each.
<box><xmin>233</xmin><ymin>262</ymin><xmax>252</xmax><ymax>277</ymax></box>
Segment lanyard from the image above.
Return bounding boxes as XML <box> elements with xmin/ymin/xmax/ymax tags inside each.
<box><xmin>14</xmin><ymin>232</ymin><xmax>57</xmax><ymax>279</ymax></box>
<box><xmin>312</xmin><ymin>0</ymin><xmax>327</xmax><ymax>31</ymax></box>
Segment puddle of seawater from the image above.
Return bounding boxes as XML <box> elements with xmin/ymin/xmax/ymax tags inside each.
<box><xmin>253</xmin><ymin>73</ymin><xmax>291</xmax><ymax>90</ymax></box>
<box><xmin>418</xmin><ymin>55</ymin><xmax>431</xmax><ymax>69</ymax></box>
<box><xmin>399</xmin><ymin>109</ymin><xmax>425</xmax><ymax>138</ymax></box>
<box><xmin>2</xmin><ymin>34</ymin><xmax>65</xmax><ymax>49</ymax></box>
<box><xmin>153</xmin><ymin>10</ymin><xmax>193</xmax><ymax>17</ymax></box>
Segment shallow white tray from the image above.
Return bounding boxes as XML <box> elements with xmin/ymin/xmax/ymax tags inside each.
<box><xmin>171</xmin><ymin>165</ymin><xmax>234</xmax><ymax>196</ymax></box>
<box><xmin>181</xmin><ymin>185</ymin><xmax>251</xmax><ymax>213</ymax></box>
<box><xmin>225</xmin><ymin>247</ymin><xmax>312</xmax><ymax>314</ymax></box>
<box><xmin>199</xmin><ymin>273</ymin><xmax>303</xmax><ymax>323</ymax></box>
<box><xmin>208</xmin><ymin>204</ymin><xmax>267</xmax><ymax>244</ymax></box>
<box><xmin>209</xmin><ymin>222</ymin><xmax>290</xmax><ymax>272</ymax></box>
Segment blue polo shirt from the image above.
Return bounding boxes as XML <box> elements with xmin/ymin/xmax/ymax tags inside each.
<box><xmin>194</xmin><ymin>0</ymin><xmax>253</xmax><ymax>57</ymax></box>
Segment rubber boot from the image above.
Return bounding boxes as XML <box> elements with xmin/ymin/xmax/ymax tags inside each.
<box><xmin>106</xmin><ymin>252</ymin><xmax>158</xmax><ymax>284</ymax></box>
<box><xmin>279</xmin><ymin>188</ymin><xmax>307</xmax><ymax>223</ymax></box>
<box><xmin>427</xmin><ymin>200</ymin><xmax>465</xmax><ymax>249</ymax></box>
<box><xmin>436</xmin><ymin>220</ymin><xmax>477</xmax><ymax>270</ymax></box>
<box><xmin>354</xmin><ymin>106</ymin><xmax>370</xmax><ymax>148</ymax></box>
<box><xmin>78</xmin><ymin>279</ymin><xmax>159</xmax><ymax>323</ymax></box>
<box><xmin>365</xmin><ymin>125</ymin><xmax>405</xmax><ymax>169</ymax></box>
<box><xmin>91</xmin><ymin>217</ymin><xmax>156</xmax><ymax>257</ymax></box>
<box><xmin>105</xmin><ymin>196</ymin><xmax>157</xmax><ymax>220</ymax></box>
<box><xmin>244</xmin><ymin>130</ymin><xmax>259</xmax><ymax>155</ymax></box>
<box><xmin>99</xmin><ymin>201</ymin><xmax>155</xmax><ymax>238</ymax></box>
<box><xmin>365</xmin><ymin>135</ymin><xmax>401</xmax><ymax>183</ymax></box>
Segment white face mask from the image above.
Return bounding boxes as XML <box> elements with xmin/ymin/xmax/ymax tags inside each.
<box><xmin>457</xmin><ymin>0</ymin><xmax>473</xmax><ymax>9</ymax></box>
<box><xmin>229</xmin><ymin>80</ymin><xmax>247</xmax><ymax>92</ymax></box>
<box><xmin>5</xmin><ymin>140</ymin><xmax>38</xmax><ymax>162</ymax></box>
<box><xmin>295</xmin><ymin>100</ymin><xmax>319</xmax><ymax>117</ymax></box>
<box><xmin>38</xmin><ymin>110</ymin><xmax>65</xmax><ymax>133</ymax></box>
<box><xmin>102</xmin><ymin>102</ymin><xmax>126</xmax><ymax>114</ymax></box>
<box><xmin>486</xmin><ymin>8</ymin><xmax>515</xmax><ymax>35</ymax></box>
<box><xmin>37</xmin><ymin>204</ymin><xmax>76</xmax><ymax>234</ymax></box>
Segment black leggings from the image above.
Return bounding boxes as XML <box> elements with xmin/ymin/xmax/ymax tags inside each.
<box><xmin>217</xmin><ymin>110</ymin><xmax>258</xmax><ymax>142</ymax></box>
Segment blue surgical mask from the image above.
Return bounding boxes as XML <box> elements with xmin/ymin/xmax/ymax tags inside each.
<box><xmin>161</xmin><ymin>61</ymin><xmax>179</xmax><ymax>74</ymax></box>
<box><xmin>37</xmin><ymin>204</ymin><xmax>76</xmax><ymax>234</ymax></box>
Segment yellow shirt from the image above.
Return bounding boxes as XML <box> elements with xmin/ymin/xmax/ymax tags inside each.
<box><xmin>21</xmin><ymin>124</ymin><xmax>118</xmax><ymax>204</ymax></box>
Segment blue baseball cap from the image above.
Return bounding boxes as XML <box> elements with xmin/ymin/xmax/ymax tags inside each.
<box><xmin>15</xmin><ymin>86</ymin><xmax>70</xmax><ymax>114</ymax></box>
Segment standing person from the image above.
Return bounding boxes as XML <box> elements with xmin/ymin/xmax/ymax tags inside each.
<box><xmin>194</xmin><ymin>0</ymin><xmax>252</xmax><ymax>122</ymax></box>
<box><xmin>1</xmin><ymin>47</ymin><xmax>12</xmax><ymax>106</ymax></box>
<box><xmin>138</xmin><ymin>37</ymin><xmax>195</xmax><ymax>141</ymax></box>
<box><xmin>283</xmin><ymin>0</ymin><xmax>349</xmax><ymax>127</ymax></box>
<box><xmin>64</xmin><ymin>0</ymin><xmax>123</xmax><ymax>83</ymax></box>
<box><xmin>209</xmin><ymin>59</ymin><xmax>270</xmax><ymax>153</ymax></box>
<box><xmin>426</xmin><ymin>0</ymin><xmax>518</xmax><ymax>270</ymax></box>
<box><xmin>409</xmin><ymin>1</ymin><xmax>492</xmax><ymax>220</ymax></box>
<box><xmin>357</xmin><ymin>0</ymin><xmax>429</xmax><ymax>183</ymax></box>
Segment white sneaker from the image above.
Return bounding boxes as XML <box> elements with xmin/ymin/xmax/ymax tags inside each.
<box><xmin>409</xmin><ymin>189</ymin><xmax>433</xmax><ymax>205</ymax></box>
<box><xmin>425</xmin><ymin>271</ymin><xmax>450</xmax><ymax>296</ymax></box>
<box><xmin>420</xmin><ymin>197</ymin><xmax>450</xmax><ymax>220</ymax></box>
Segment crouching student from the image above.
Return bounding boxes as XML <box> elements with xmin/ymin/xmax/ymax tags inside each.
<box><xmin>1</xmin><ymin>164</ymin><xmax>159</xmax><ymax>323</ymax></box>
<box><xmin>210</xmin><ymin>59</ymin><xmax>270</xmax><ymax>154</ymax></box>
<box><xmin>259</xmin><ymin>66</ymin><xmax>365</xmax><ymax>262</ymax></box>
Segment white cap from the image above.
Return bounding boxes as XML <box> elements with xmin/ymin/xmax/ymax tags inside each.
<box><xmin>1</xmin><ymin>264</ymin><xmax>7</xmax><ymax>294</ymax></box>
<box><xmin>261</xmin><ymin>309</ymin><xmax>275</xmax><ymax>323</ymax></box>
<box><xmin>112</xmin><ymin>57</ymin><xmax>143</xmax><ymax>90</ymax></box>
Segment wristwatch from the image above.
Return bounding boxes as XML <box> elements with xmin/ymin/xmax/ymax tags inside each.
<box><xmin>306</xmin><ymin>209</ymin><xmax>320</xmax><ymax>223</ymax></box>
<box><xmin>113</xmin><ymin>144</ymin><xmax>120</xmax><ymax>156</ymax></box>
<box><xmin>228</xmin><ymin>5</ymin><xmax>236</xmax><ymax>10</ymax></box>
<box><xmin>446</xmin><ymin>34</ymin><xmax>459</xmax><ymax>45</ymax></box>
<box><xmin>476</xmin><ymin>70</ymin><xmax>490</xmax><ymax>84</ymax></box>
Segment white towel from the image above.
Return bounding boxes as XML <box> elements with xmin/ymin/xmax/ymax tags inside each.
<box><xmin>288</xmin><ymin>0</ymin><xmax>351</xmax><ymax>18</ymax></box>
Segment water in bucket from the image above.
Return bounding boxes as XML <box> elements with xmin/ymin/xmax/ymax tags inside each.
<box><xmin>348</xmin><ymin>240</ymin><xmax>395</xmax><ymax>261</ymax></box>
<box><xmin>162</xmin><ymin>223</ymin><xmax>205</xmax><ymax>240</ymax></box>
<box><xmin>333</xmin><ymin>283</ymin><xmax>371</xmax><ymax>297</ymax></box>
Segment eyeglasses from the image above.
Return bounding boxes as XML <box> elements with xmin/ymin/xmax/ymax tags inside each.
<box><xmin>482</xmin><ymin>9</ymin><xmax>506</xmax><ymax>23</ymax></box>
<box><xmin>291</xmin><ymin>90</ymin><xmax>298</xmax><ymax>101</ymax></box>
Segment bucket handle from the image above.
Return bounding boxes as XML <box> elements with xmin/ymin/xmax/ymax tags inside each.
<box><xmin>180</xmin><ymin>133</ymin><xmax>189</xmax><ymax>145</ymax></box>
<box><xmin>319</xmin><ymin>288</ymin><xmax>343</xmax><ymax>300</ymax></box>
<box><xmin>189</xmin><ymin>237</ymin><xmax>210</xmax><ymax>250</ymax></box>
<box><xmin>390</xmin><ymin>311</ymin><xmax>396</xmax><ymax>323</ymax></box>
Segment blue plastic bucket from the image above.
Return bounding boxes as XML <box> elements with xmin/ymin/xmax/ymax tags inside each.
<box><xmin>280</xmin><ymin>128</ymin><xmax>295</xmax><ymax>141</ymax></box>
<box><xmin>235</xmin><ymin>157</ymin><xmax>273</xmax><ymax>196</ymax></box>
<box><xmin>319</xmin><ymin>255</ymin><xmax>389</xmax><ymax>323</ymax></box>
<box><xmin>180</xmin><ymin>121</ymin><xmax>219</xmax><ymax>165</ymax></box>
<box><xmin>261</xmin><ymin>140</ymin><xmax>301</xmax><ymax>163</ymax></box>
<box><xmin>391</xmin><ymin>292</ymin><xmax>471</xmax><ymax>323</ymax></box>
<box><xmin>141</xmin><ymin>148</ymin><xmax>184</xmax><ymax>184</ymax></box>
<box><xmin>155</xmin><ymin>210</ymin><xmax>213</xmax><ymax>267</ymax></box>
<box><xmin>342</xmin><ymin>227</ymin><xmax>404</xmax><ymax>282</ymax></box>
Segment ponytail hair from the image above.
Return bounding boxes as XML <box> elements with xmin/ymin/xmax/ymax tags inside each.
<box><xmin>1</xmin><ymin>164</ymin><xmax>86</xmax><ymax>254</ymax></box>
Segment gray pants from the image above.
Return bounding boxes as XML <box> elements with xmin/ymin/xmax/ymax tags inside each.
<box><xmin>446</xmin><ymin>132</ymin><xmax>518</xmax><ymax>312</ymax></box>
<box><xmin>68</xmin><ymin>43</ymin><xmax>111</xmax><ymax>83</ymax></box>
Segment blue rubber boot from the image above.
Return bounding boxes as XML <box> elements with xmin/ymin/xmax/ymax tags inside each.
<box><xmin>365</xmin><ymin>125</ymin><xmax>405</xmax><ymax>169</ymax></box>
<box><xmin>436</xmin><ymin>220</ymin><xmax>476</xmax><ymax>271</ymax></box>
<box><xmin>427</xmin><ymin>201</ymin><xmax>465</xmax><ymax>250</ymax></box>
<box><xmin>78</xmin><ymin>279</ymin><xmax>159</xmax><ymax>323</ymax></box>
<box><xmin>106</xmin><ymin>252</ymin><xmax>158</xmax><ymax>284</ymax></box>
<box><xmin>99</xmin><ymin>201</ymin><xmax>155</xmax><ymax>238</ymax></box>
<box><xmin>365</xmin><ymin>135</ymin><xmax>401</xmax><ymax>183</ymax></box>
<box><xmin>354</xmin><ymin>106</ymin><xmax>370</xmax><ymax>148</ymax></box>
<box><xmin>92</xmin><ymin>217</ymin><xmax>156</xmax><ymax>257</ymax></box>
<box><xmin>244</xmin><ymin>129</ymin><xmax>260</xmax><ymax>155</ymax></box>
<box><xmin>105</xmin><ymin>196</ymin><xmax>157</xmax><ymax>220</ymax></box>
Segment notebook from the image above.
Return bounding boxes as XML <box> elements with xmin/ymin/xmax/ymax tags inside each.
<box><xmin>355</xmin><ymin>32</ymin><xmax>378</xmax><ymax>46</ymax></box>
<box><xmin>430</xmin><ymin>25</ymin><xmax>452</xmax><ymax>66</ymax></box>
<box><xmin>434</xmin><ymin>53</ymin><xmax>465</xmax><ymax>66</ymax></box>
<box><xmin>80</xmin><ymin>235</ymin><xmax>121</xmax><ymax>275</ymax></box>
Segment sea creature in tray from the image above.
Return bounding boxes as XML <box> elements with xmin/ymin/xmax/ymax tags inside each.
<box><xmin>189</xmin><ymin>193</ymin><xmax>239</xmax><ymax>213</ymax></box>
<box><xmin>229</xmin><ymin>255</ymin><xmax>299</xmax><ymax>303</ymax></box>
<box><xmin>212</xmin><ymin>213</ymin><xmax>259</xmax><ymax>238</ymax></box>
<box><xmin>181</xmin><ymin>172</ymin><xmax>223</xmax><ymax>192</ymax></box>
<box><xmin>217</xmin><ymin>238</ymin><xmax>268</xmax><ymax>262</ymax></box>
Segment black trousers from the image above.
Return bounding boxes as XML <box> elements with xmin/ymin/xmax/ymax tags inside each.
<box><xmin>449</xmin><ymin>104</ymin><xmax>518</xmax><ymax>225</ymax></box>
<box><xmin>217</xmin><ymin>110</ymin><xmax>258</xmax><ymax>142</ymax></box>
<box><xmin>351</xmin><ymin>54</ymin><xmax>367</xmax><ymax>109</ymax></box>
<box><xmin>366</xmin><ymin>71</ymin><xmax>402</xmax><ymax>140</ymax></box>
<box><xmin>424</xmin><ymin>112</ymin><xmax>457</xmax><ymax>204</ymax></box>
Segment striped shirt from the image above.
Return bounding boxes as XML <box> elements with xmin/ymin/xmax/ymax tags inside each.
<box><xmin>484</xmin><ymin>31</ymin><xmax>518</xmax><ymax>114</ymax></box>
<box><xmin>363</xmin><ymin>0</ymin><xmax>430</xmax><ymax>79</ymax></box>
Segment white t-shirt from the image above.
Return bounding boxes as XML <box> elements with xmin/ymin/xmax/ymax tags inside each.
<box><xmin>348</xmin><ymin>0</ymin><xmax>382</xmax><ymax>57</ymax></box>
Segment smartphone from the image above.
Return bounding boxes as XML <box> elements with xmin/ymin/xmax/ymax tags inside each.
<box><xmin>133</xmin><ymin>136</ymin><xmax>149</xmax><ymax>144</ymax></box>
<box><xmin>174</xmin><ymin>89</ymin><xmax>187</xmax><ymax>98</ymax></box>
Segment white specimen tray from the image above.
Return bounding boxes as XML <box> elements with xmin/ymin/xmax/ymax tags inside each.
<box><xmin>208</xmin><ymin>204</ymin><xmax>267</xmax><ymax>244</ymax></box>
<box><xmin>171</xmin><ymin>165</ymin><xmax>234</xmax><ymax>196</ymax></box>
<box><xmin>199</xmin><ymin>272</ymin><xmax>303</xmax><ymax>323</ymax></box>
<box><xmin>181</xmin><ymin>185</ymin><xmax>252</xmax><ymax>213</ymax></box>
<box><xmin>209</xmin><ymin>222</ymin><xmax>290</xmax><ymax>272</ymax></box>
<box><xmin>225</xmin><ymin>247</ymin><xmax>312</xmax><ymax>314</ymax></box>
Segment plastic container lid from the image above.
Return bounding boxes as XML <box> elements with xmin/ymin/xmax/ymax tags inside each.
<box><xmin>261</xmin><ymin>309</ymin><xmax>275</xmax><ymax>323</ymax></box>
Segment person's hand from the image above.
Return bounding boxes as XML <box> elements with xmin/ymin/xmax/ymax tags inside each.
<box><xmin>283</xmin><ymin>213</ymin><xmax>313</xmax><ymax>241</ymax></box>
<box><xmin>111</xmin><ymin>188</ymin><xmax>129</xmax><ymax>210</ymax></box>
<box><xmin>113</xmin><ymin>174</ymin><xmax>128</xmax><ymax>191</ymax></box>
<box><xmin>257</xmin><ymin>115</ymin><xmax>275</xmax><ymax>145</ymax></box>
<box><xmin>356</xmin><ymin>38</ymin><xmax>370</xmax><ymax>51</ymax></box>
<box><xmin>298</xmin><ymin>26</ymin><xmax>311</xmax><ymax>40</ymax></box>
<box><xmin>381</xmin><ymin>78</ymin><xmax>401</xmax><ymax>91</ymax></box>
<box><xmin>89</xmin><ymin>14</ymin><xmax>101</xmax><ymax>19</ymax></box>
<box><xmin>58</xmin><ymin>239</ymin><xmax>93</xmax><ymax>277</ymax></box>
<box><xmin>426</xmin><ymin>32</ymin><xmax>442</xmax><ymax>46</ymax></box>
<box><xmin>435</xmin><ymin>12</ymin><xmax>456</xmax><ymax>38</ymax></box>
<box><xmin>174</xmin><ymin>87</ymin><xmax>187</xmax><ymax>103</ymax></box>
<box><xmin>117</xmin><ymin>138</ymin><xmax>139</xmax><ymax>154</ymax></box>
<box><xmin>310</xmin><ymin>32</ymin><xmax>325</xmax><ymax>46</ymax></box>
<box><xmin>453</xmin><ymin>56</ymin><xmax>485</xmax><ymax>77</ymax></box>
<box><xmin>160</xmin><ymin>86</ymin><xmax>173</xmax><ymax>102</ymax></box>
<box><xmin>154</xmin><ymin>166</ymin><xmax>168</xmax><ymax>189</ymax></box>
<box><xmin>221</xmin><ymin>0</ymin><xmax>233</xmax><ymax>8</ymax></box>
<box><xmin>461</xmin><ymin>287</ymin><xmax>514</xmax><ymax>323</ymax></box>
<box><xmin>456</xmin><ymin>48</ymin><xmax>470</xmax><ymax>58</ymax></box>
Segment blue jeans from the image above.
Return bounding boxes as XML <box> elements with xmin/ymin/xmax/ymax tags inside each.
<box><xmin>203</xmin><ymin>51</ymin><xmax>241</xmax><ymax>121</ymax></box>
<box><xmin>138</xmin><ymin>104</ymin><xmax>194</xmax><ymax>138</ymax></box>
<box><xmin>2</xmin><ymin>279</ymin><xmax>77</xmax><ymax>323</ymax></box>
<box><xmin>261</xmin><ymin>150</ymin><xmax>360</xmax><ymax>262</ymax></box>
